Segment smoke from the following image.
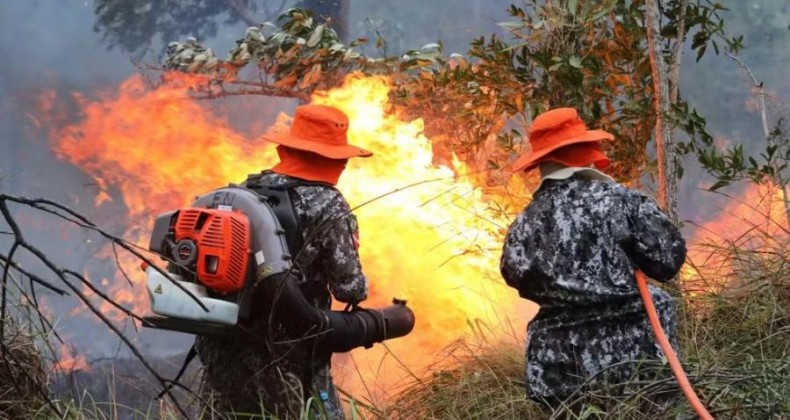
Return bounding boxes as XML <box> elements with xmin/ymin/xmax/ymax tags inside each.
<box><xmin>1</xmin><ymin>0</ymin><xmax>787</xmax><ymax>405</ymax></box>
<box><xmin>0</xmin><ymin>0</ymin><xmax>253</xmax><ymax>361</ymax></box>
<box><xmin>0</xmin><ymin>0</ymin><xmax>510</xmax><ymax>362</ymax></box>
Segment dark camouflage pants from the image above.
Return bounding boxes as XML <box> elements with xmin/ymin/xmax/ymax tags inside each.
<box><xmin>196</xmin><ymin>335</ymin><xmax>344</xmax><ymax>419</ymax></box>
<box><xmin>525</xmin><ymin>286</ymin><xmax>678</xmax><ymax>401</ymax></box>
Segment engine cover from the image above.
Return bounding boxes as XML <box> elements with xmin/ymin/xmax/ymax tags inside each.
<box><xmin>173</xmin><ymin>208</ymin><xmax>250</xmax><ymax>293</ymax></box>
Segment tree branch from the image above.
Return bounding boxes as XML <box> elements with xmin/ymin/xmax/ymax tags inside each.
<box><xmin>725</xmin><ymin>52</ymin><xmax>790</xmax><ymax>228</ymax></box>
<box><xmin>0</xmin><ymin>195</ymin><xmax>199</xmax><ymax>418</ymax></box>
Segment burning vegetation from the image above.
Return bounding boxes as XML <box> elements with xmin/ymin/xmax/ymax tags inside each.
<box><xmin>2</xmin><ymin>2</ymin><xmax>790</xmax><ymax>419</ymax></box>
<box><xmin>41</xmin><ymin>71</ymin><xmax>534</xmax><ymax>399</ymax></box>
<box><xmin>3</xmin><ymin>65</ymin><xmax>783</xmax><ymax>419</ymax></box>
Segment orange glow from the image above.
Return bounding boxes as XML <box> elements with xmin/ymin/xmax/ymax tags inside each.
<box><xmin>682</xmin><ymin>183</ymin><xmax>789</xmax><ymax>293</ymax></box>
<box><xmin>39</xmin><ymin>67</ymin><xmax>789</xmax><ymax>404</ymax></box>
<box><xmin>45</xmin><ymin>72</ymin><xmax>535</xmax><ymax>399</ymax></box>
<box><xmin>57</xmin><ymin>347</ymin><xmax>91</xmax><ymax>373</ymax></box>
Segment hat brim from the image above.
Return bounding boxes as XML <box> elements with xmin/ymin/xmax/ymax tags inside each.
<box><xmin>512</xmin><ymin>130</ymin><xmax>613</xmax><ymax>172</ymax></box>
<box><xmin>262</xmin><ymin>130</ymin><xmax>373</xmax><ymax>159</ymax></box>
<box><xmin>522</xmin><ymin>148</ymin><xmax>611</xmax><ymax>173</ymax></box>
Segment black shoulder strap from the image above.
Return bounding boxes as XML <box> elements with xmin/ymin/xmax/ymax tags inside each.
<box><xmin>244</xmin><ymin>171</ymin><xmax>336</xmax><ymax>256</ymax></box>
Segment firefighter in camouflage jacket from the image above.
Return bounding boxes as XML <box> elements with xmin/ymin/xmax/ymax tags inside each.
<box><xmin>500</xmin><ymin>108</ymin><xmax>687</xmax><ymax>403</ymax></box>
<box><xmin>196</xmin><ymin>105</ymin><xmax>372</xmax><ymax>419</ymax></box>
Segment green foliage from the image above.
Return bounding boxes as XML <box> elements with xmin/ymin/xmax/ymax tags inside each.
<box><xmin>661</xmin><ymin>0</ymin><xmax>743</xmax><ymax>60</ymax></box>
<box><xmin>96</xmin><ymin>0</ymin><xmax>786</xmax><ymax>192</ymax></box>
<box><xmin>675</xmin><ymin>1</ymin><xmax>790</xmax><ymax>193</ymax></box>
<box><xmin>93</xmin><ymin>0</ymin><xmax>274</xmax><ymax>54</ymax></box>
<box><xmin>159</xmin><ymin>2</ymin><xmax>743</xmax><ymax>184</ymax></box>
<box><xmin>697</xmin><ymin>121</ymin><xmax>789</xmax><ymax>191</ymax></box>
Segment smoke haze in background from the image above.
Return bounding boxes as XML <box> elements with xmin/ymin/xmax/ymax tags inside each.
<box><xmin>0</xmin><ymin>0</ymin><xmax>787</xmax><ymax>389</ymax></box>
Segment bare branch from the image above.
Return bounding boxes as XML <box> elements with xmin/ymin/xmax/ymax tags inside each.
<box><xmin>0</xmin><ymin>194</ymin><xmax>206</xmax><ymax>417</ymax></box>
<box><xmin>0</xmin><ymin>194</ymin><xmax>208</xmax><ymax>312</ymax></box>
<box><xmin>725</xmin><ymin>52</ymin><xmax>790</xmax><ymax>227</ymax></box>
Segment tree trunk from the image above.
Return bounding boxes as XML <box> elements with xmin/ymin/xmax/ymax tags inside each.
<box><xmin>668</xmin><ymin>0</ymin><xmax>687</xmax><ymax>105</ymax></box>
<box><xmin>645</xmin><ymin>0</ymin><xmax>680</xmax><ymax>226</ymax></box>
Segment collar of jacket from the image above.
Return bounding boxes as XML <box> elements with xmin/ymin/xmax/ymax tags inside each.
<box><xmin>536</xmin><ymin>163</ymin><xmax>614</xmax><ymax>191</ymax></box>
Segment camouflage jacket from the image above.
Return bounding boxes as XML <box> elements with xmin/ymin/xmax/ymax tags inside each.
<box><xmin>500</xmin><ymin>171</ymin><xmax>686</xmax><ymax>400</ymax></box>
<box><xmin>255</xmin><ymin>171</ymin><xmax>368</xmax><ymax>308</ymax></box>
<box><xmin>195</xmin><ymin>172</ymin><xmax>367</xmax><ymax>418</ymax></box>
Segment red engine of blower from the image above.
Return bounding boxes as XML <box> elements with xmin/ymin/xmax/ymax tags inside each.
<box><xmin>172</xmin><ymin>208</ymin><xmax>251</xmax><ymax>293</ymax></box>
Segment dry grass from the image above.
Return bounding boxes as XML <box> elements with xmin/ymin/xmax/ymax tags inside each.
<box><xmin>382</xmin><ymin>195</ymin><xmax>790</xmax><ymax>419</ymax></box>
<box><xmin>19</xmin><ymin>189</ymin><xmax>790</xmax><ymax>419</ymax></box>
<box><xmin>385</xmin><ymin>331</ymin><xmax>546</xmax><ymax>420</ymax></box>
<box><xmin>0</xmin><ymin>318</ymin><xmax>48</xmax><ymax>420</ymax></box>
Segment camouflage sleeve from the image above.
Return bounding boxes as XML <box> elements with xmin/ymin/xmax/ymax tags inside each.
<box><xmin>500</xmin><ymin>211</ymin><xmax>533</xmax><ymax>296</ymax></box>
<box><xmin>624</xmin><ymin>192</ymin><xmax>687</xmax><ymax>282</ymax></box>
<box><xmin>316</xmin><ymin>194</ymin><xmax>369</xmax><ymax>304</ymax></box>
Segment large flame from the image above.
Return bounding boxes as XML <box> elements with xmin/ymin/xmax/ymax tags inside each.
<box><xmin>38</xmin><ymin>68</ymin><xmax>790</xmax><ymax>404</ymax></box>
<box><xmin>45</xmin><ymin>72</ymin><xmax>535</xmax><ymax>400</ymax></box>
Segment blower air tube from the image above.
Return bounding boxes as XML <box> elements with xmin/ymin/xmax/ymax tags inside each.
<box><xmin>256</xmin><ymin>273</ymin><xmax>415</xmax><ymax>353</ymax></box>
<box><xmin>189</xmin><ymin>186</ymin><xmax>415</xmax><ymax>353</ymax></box>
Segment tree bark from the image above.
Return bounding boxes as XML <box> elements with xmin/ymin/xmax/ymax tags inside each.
<box><xmin>645</xmin><ymin>0</ymin><xmax>680</xmax><ymax>226</ymax></box>
<box><xmin>668</xmin><ymin>0</ymin><xmax>687</xmax><ymax>105</ymax></box>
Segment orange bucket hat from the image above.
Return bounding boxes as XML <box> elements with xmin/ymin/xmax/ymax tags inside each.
<box><xmin>512</xmin><ymin>107</ymin><xmax>613</xmax><ymax>172</ymax></box>
<box><xmin>262</xmin><ymin>104</ymin><xmax>373</xmax><ymax>159</ymax></box>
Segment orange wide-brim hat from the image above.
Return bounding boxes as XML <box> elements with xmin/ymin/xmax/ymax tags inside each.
<box><xmin>262</xmin><ymin>104</ymin><xmax>373</xmax><ymax>160</ymax></box>
<box><xmin>522</xmin><ymin>142</ymin><xmax>611</xmax><ymax>172</ymax></box>
<box><xmin>512</xmin><ymin>107</ymin><xmax>613</xmax><ymax>172</ymax></box>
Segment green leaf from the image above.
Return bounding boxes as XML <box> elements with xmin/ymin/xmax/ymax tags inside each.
<box><xmin>567</xmin><ymin>0</ymin><xmax>578</xmax><ymax>17</ymax></box>
<box><xmin>709</xmin><ymin>180</ymin><xmax>730</xmax><ymax>191</ymax></box>
<box><xmin>569</xmin><ymin>55</ymin><xmax>582</xmax><ymax>68</ymax></box>
<box><xmin>501</xmin><ymin>41</ymin><xmax>530</xmax><ymax>52</ymax></box>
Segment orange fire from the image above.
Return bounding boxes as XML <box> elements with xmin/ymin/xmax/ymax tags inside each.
<box><xmin>682</xmin><ymin>183</ymin><xmax>789</xmax><ymax>293</ymax></box>
<box><xmin>57</xmin><ymin>346</ymin><xmax>91</xmax><ymax>373</ymax></box>
<box><xmin>38</xmin><ymin>67</ymin><xmax>790</xmax><ymax>404</ymax></box>
<box><xmin>45</xmin><ymin>72</ymin><xmax>536</xmax><ymax>400</ymax></box>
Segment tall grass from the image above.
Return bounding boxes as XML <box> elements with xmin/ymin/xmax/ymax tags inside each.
<box><xmin>382</xmin><ymin>191</ymin><xmax>790</xmax><ymax>419</ymax></box>
<box><xmin>14</xmin><ymin>191</ymin><xmax>790</xmax><ymax>419</ymax></box>
<box><xmin>384</xmin><ymin>328</ymin><xmax>545</xmax><ymax>420</ymax></box>
<box><xmin>1</xmin><ymin>318</ymin><xmax>48</xmax><ymax>420</ymax></box>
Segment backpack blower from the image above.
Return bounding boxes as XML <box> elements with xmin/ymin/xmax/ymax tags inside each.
<box><xmin>141</xmin><ymin>183</ymin><xmax>415</xmax><ymax>353</ymax></box>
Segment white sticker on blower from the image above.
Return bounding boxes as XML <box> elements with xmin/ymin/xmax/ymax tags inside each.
<box><xmin>255</xmin><ymin>250</ymin><xmax>265</xmax><ymax>265</ymax></box>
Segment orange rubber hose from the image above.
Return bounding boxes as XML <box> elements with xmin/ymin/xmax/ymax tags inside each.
<box><xmin>635</xmin><ymin>270</ymin><xmax>714</xmax><ymax>420</ymax></box>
